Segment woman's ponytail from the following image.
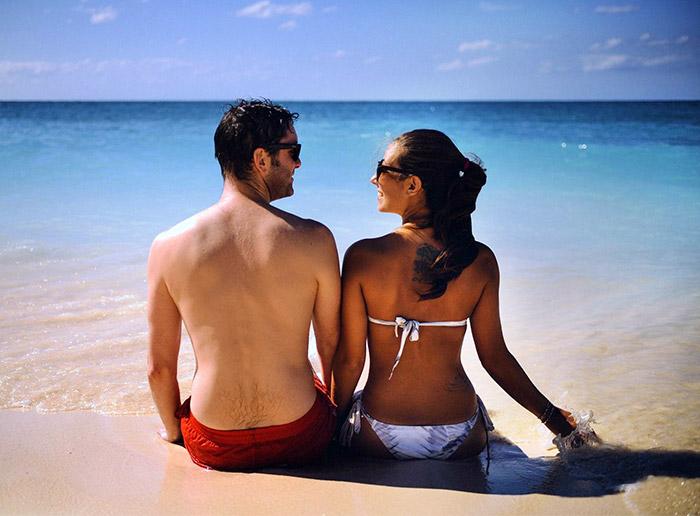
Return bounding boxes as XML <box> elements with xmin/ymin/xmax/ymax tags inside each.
<box><xmin>393</xmin><ymin>131</ymin><xmax>487</xmax><ymax>300</ymax></box>
<box><xmin>420</xmin><ymin>155</ymin><xmax>486</xmax><ymax>299</ymax></box>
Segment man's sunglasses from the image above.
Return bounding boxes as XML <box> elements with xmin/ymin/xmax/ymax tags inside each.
<box><xmin>376</xmin><ymin>159</ymin><xmax>412</xmax><ymax>180</ymax></box>
<box><xmin>266</xmin><ymin>143</ymin><xmax>302</xmax><ymax>162</ymax></box>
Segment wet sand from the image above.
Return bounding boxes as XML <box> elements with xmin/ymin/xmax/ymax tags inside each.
<box><xmin>5</xmin><ymin>409</ymin><xmax>692</xmax><ymax>515</ymax></box>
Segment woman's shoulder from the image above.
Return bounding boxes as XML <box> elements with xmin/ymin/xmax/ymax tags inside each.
<box><xmin>342</xmin><ymin>234</ymin><xmax>403</xmax><ymax>270</ymax></box>
<box><xmin>474</xmin><ymin>241</ymin><xmax>496</xmax><ymax>260</ymax></box>
<box><xmin>347</xmin><ymin>233</ymin><xmax>402</xmax><ymax>255</ymax></box>
<box><xmin>473</xmin><ymin>241</ymin><xmax>500</xmax><ymax>277</ymax></box>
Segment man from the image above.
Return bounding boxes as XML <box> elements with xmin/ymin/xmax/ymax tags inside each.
<box><xmin>147</xmin><ymin>99</ymin><xmax>340</xmax><ymax>470</ymax></box>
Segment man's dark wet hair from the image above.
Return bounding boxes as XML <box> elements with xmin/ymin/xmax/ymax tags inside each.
<box><xmin>214</xmin><ymin>98</ymin><xmax>299</xmax><ymax>180</ymax></box>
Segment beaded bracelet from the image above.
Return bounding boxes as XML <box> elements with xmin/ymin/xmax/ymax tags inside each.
<box><xmin>539</xmin><ymin>402</ymin><xmax>556</xmax><ymax>425</ymax></box>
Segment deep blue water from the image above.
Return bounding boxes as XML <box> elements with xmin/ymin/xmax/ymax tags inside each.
<box><xmin>1</xmin><ymin>101</ymin><xmax>699</xmax><ymax>277</ymax></box>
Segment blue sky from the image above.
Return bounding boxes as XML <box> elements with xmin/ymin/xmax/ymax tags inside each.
<box><xmin>1</xmin><ymin>0</ymin><xmax>698</xmax><ymax>100</ymax></box>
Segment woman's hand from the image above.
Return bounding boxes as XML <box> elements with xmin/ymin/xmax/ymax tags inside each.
<box><xmin>546</xmin><ymin>407</ymin><xmax>576</xmax><ymax>437</ymax></box>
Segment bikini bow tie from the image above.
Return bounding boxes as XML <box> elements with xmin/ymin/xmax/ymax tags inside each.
<box><xmin>394</xmin><ymin>316</ymin><xmax>421</xmax><ymax>342</ymax></box>
<box><xmin>368</xmin><ymin>315</ymin><xmax>468</xmax><ymax>381</ymax></box>
<box><xmin>386</xmin><ymin>317</ymin><xmax>421</xmax><ymax>380</ymax></box>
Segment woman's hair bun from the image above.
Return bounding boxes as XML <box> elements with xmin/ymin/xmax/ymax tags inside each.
<box><xmin>461</xmin><ymin>152</ymin><xmax>486</xmax><ymax>173</ymax></box>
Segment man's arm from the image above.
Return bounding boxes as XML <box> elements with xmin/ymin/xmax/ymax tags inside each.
<box><xmin>331</xmin><ymin>242</ymin><xmax>368</xmax><ymax>420</ymax></box>
<box><xmin>311</xmin><ymin>225</ymin><xmax>341</xmax><ymax>387</ymax></box>
<box><xmin>147</xmin><ymin>236</ymin><xmax>183</xmax><ymax>442</ymax></box>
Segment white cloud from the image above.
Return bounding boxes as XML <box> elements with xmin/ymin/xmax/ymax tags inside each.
<box><xmin>322</xmin><ymin>5</ymin><xmax>337</xmax><ymax>13</ymax></box>
<box><xmin>641</xmin><ymin>54</ymin><xmax>685</xmax><ymax>67</ymax></box>
<box><xmin>364</xmin><ymin>56</ymin><xmax>381</xmax><ymax>65</ymax></box>
<box><xmin>0</xmin><ymin>61</ymin><xmax>59</xmax><ymax>75</ymax></box>
<box><xmin>236</xmin><ymin>1</ymin><xmax>311</xmax><ymax>18</ymax></box>
<box><xmin>0</xmin><ymin>58</ymin><xmax>197</xmax><ymax>78</ymax></box>
<box><xmin>279</xmin><ymin>20</ymin><xmax>297</xmax><ymax>30</ymax></box>
<box><xmin>437</xmin><ymin>59</ymin><xmax>464</xmax><ymax>72</ymax></box>
<box><xmin>580</xmin><ymin>52</ymin><xmax>688</xmax><ymax>71</ymax></box>
<box><xmin>176</xmin><ymin>37</ymin><xmax>188</xmax><ymax>45</ymax></box>
<box><xmin>89</xmin><ymin>6</ymin><xmax>117</xmax><ymax>24</ymax></box>
<box><xmin>591</xmin><ymin>37</ymin><xmax>622</xmax><ymax>50</ymax></box>
<box><xmin>604</xmin><ymin>37</ymin><xmax>622</xmax><ymax>49</ymax></box>
<box><xmin>479</xmin><ymin>2</ymin><xmax>517</xmax><ymax>11</ymax></box>
<box><xmin>458</xmin><ymin>39</ymin><xmax>494</xmax><ymax>52</ymax></box>
<box><xmin>639</xmin><ymin>32</ymin><xmax>651</xmax><ymax>41</ymax></box>
<box><xmin>582</xmin><ymin>54</ymin><xmax>629</xmax><ymax>71</ymax></box>
<box><xmin>332</xmin><ymin>50</ymin><xmax>346</xmax><ymax>59</ymax></box>
<box><xmin>467</xmin><ymin>56</ymin><xmax>498</xmax><ymax>67</ymax></box>
<box><xmin>594</xmin><ymin>4</ymin><xmax>638</xmax><ymax>14</ymax></box>
<box><xmin>676</xmin><ymin>35</ymin><xmax>689</xmax><ymax>44</ymax></box>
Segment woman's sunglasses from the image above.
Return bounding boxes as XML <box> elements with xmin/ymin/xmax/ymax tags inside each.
<box><xmin>267</xmin><ymin>143</ymin><xmax>302</xmax><ymax>162</ymax></box>
<box><xmin>376</xmin><ymin>159</ymin><xmax>412</xmax><ymax>180</ymax></box>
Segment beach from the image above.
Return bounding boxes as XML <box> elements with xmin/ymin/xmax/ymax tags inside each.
<box><xmin>1</xmin><ymin>101</ymin><xmax>699</xmax><ymax>514</ymax></box>
<box><xmin>2</xmin><ymin>409</ymin><xmax>696</xmax><ymax>514</ymax></box>
<box><xmin>0</xmin><ymin>410</ymin><xmax>643</xmax><ymax>515</ymax></box>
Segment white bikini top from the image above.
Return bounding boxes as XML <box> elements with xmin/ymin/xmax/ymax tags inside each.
<box><xmin>368</xmin><ymin>316</ymin><xmax>468</xmax><ymax>380</ymax></box>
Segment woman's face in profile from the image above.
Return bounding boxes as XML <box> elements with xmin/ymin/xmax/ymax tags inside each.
<box><xmin>370</xmin><ymin>143</ymin><xmax>409</xmax><ymax>214</ymax></box>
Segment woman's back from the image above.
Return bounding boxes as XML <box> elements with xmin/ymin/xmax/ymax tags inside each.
<box><xmin>348</xmin><ymin>228</ymin><xmax>494</xmax><ymax>424</ymax></box>
<box><xmin>333</xmin><ymin>128</ymin><xmax>578</xmax><ymax>461</ymax></box>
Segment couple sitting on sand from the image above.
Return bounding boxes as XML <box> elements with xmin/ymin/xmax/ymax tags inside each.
<box><xmin>147</xmin><ymin>99</ymin><xmax>578</xmax><ymax>471</ymax></box>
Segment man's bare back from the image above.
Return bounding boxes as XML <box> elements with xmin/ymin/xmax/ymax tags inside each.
<box><xmin>151</xmin><ymin>193</ymin><xmax>338</xmax><ymax>429</ymax></box>
<box><xmin>147</xmin><ymin>101</ymin><xmax>339</xmax><ymax>463</ymax></box>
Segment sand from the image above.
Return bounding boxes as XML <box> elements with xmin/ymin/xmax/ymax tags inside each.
<box><xmin>0</xmin><ymin>410</ymin><xmax>641</xmax><ymax>515</ymax></box>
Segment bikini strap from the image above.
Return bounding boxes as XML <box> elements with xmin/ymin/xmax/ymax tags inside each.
<box><xmin>368</xmin><ymin>316</ymin><xmax>469</xmax><ymax>379</ymax></box>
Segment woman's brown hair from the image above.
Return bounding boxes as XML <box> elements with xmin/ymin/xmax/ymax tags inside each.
<box><xmin>393</xmin><ymin>129</ymin><xmax>487</xmax><ymax>300</ymax></box>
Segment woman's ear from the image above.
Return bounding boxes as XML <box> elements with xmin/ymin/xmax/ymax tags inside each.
<box><xmin>406</xmin><ymin>175</ymin><xmax>423</xmax><ymax>195</ymax></box>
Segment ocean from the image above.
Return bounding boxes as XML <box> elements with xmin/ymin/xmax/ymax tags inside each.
<box><xmin>1</xmin><ymin>101</ymin><xmax>699</xmax><ymax>509</ymax></box>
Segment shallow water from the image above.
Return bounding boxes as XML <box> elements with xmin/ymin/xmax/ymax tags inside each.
<box><xmin>1</xmin><ymin>101</ymin><xmax>699</xmax><ymax>512</ymax></box>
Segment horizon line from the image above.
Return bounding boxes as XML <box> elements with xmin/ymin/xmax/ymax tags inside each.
<box><xmin>2</xmin><ymin>98</ymin><xmax>699</xmax><ymax>103</ymax></box>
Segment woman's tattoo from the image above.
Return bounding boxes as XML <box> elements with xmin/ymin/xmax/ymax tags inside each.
<box><xmin>445</xmin><ymin>370</ymin><xmax>470</xmax><ymax>392</ymax></box>
<box><xmin>413</xmin><ymin>244</ymin><xmax>440</xmax><ymax>283</ymax></box>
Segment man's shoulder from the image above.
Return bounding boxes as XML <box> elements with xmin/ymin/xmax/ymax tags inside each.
<box><xmin>149</xmin><ymin>207</ymin><xmax>224</xmax><ymax>261</ymax></box>
<box><xmin>152</xmin><ymin>212</ymin><xmax>203</xmax><ymax>248</ymax></box>
<box><xmin>268</xmin><ymin>206</ymin><xmax>333</xmax><ymax>240</ymax></box>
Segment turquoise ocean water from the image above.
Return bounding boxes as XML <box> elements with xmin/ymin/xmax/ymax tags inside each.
<box><xmin>1</xmin><ymin>102</ymin><xmax>699</xmax><ymax>507</ymax></box>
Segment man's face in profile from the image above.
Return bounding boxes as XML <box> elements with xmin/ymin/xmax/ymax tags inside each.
<box><xmin>268</xmin><ymin>126</ymin><xmax>301</xmax><ymax>201</ymax></box>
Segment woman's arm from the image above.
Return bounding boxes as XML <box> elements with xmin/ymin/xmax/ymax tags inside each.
<box><xmin>470</xmin><ymin>249</ymin><xmax>575</xmax><ymax>436</ymax></box>
<box><xmin>331</xmin><ymin>243</ymin><xmax>368</xmax><ymax>422</ymax></box>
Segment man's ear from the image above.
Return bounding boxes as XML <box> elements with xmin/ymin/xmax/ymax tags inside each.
<box><xmin>252</xmin><ymin>147</ymin><xmax>270</xmax><ymax>174</ymax></box>
<box><xmin>406</xmin><ymin>175</ymin><xmax>423</xmax><ymax>195</ymax></box>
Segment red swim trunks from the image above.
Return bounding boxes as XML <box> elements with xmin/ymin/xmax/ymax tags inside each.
<box><xmin>178</xmin><ymin>377</ymin><xmax>336</xmax><ymax>471</ymax></box>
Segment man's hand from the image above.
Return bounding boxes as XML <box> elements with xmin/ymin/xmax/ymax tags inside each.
<box><xmin>158</xmin><ymin>427</ymin><xmax>183</xmax><ymax>444</ymax></box>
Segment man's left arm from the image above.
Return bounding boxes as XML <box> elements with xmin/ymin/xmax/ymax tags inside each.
<box><xmin>147</xmin><ymin>237</ymin><xmax>183</xmax><ymax>442</ymax></box>
<box><xmin>311</xmin><ymin>225</ymin><xmax>341</xmax><ymax>388</ymax></box>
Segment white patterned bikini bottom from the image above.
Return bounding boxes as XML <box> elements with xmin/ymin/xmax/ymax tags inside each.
<box><xmin>339</xmin><ymin>391</ymin><xmax>494</xmax><ymax>460</ymax></box>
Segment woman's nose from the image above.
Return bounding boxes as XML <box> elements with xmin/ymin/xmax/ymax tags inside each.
<box><xmin>369</xmin><ymin>174</ymin><xmax>378</xmax><ymax>185</ymax></box>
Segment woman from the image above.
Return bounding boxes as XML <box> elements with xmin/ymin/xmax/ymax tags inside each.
<box><xmin>331</xmin><ymin>129</ymin><xmax>577</xmax><ymax>460</ymax></box>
